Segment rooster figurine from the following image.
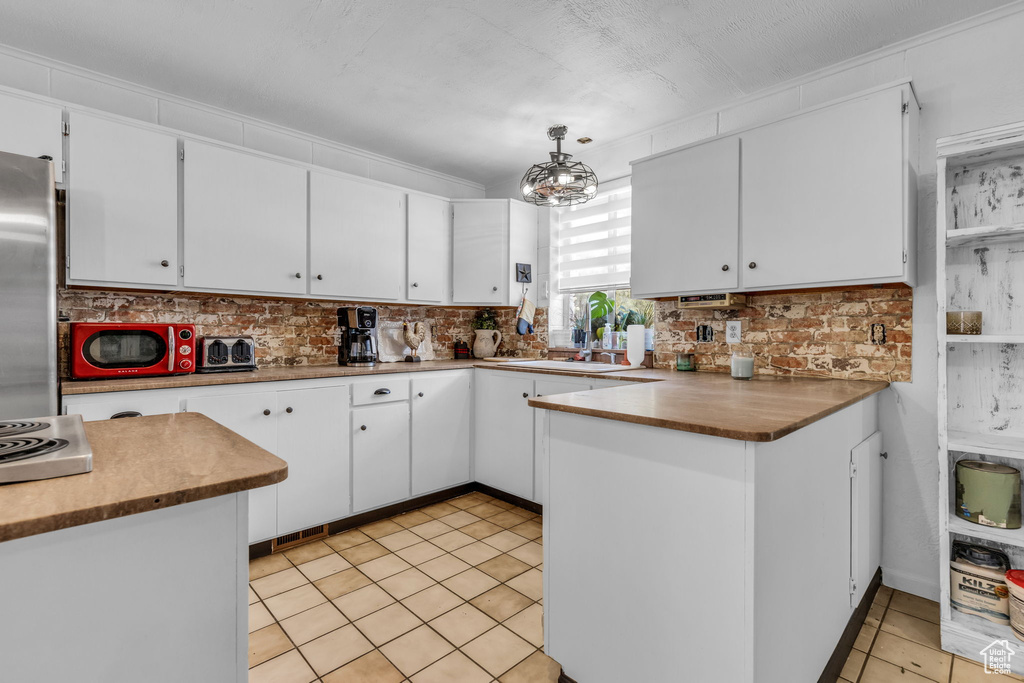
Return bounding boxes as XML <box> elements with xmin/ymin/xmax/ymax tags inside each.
<box><xmin>403</xmin><ymin>321</ymin><xmax>427</xmax><ymax>363</ymax></box>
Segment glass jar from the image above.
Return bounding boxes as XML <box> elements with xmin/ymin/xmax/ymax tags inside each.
<box><xmin>730</xmin><ymin>348</ymin><xmax>755</xmax><ymax>380</ymax></box>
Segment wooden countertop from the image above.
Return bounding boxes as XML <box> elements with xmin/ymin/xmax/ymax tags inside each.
<box><xmin>0</xmin><ymin>413</ymin><xmax>287</xmax><ymax>542</ymax></box>
<box><xmin>528</xmin><ymin>372</ymin><xmax>888</xmax><ymax>442</ymax></box>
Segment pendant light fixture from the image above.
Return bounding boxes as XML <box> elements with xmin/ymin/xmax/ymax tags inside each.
<box><xmin>520</xmin><ymin>125</ymin><xmax>598</xmax><ymax>207</ymax></box>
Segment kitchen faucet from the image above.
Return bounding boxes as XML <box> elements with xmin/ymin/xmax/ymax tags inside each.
<box><xmin>599</xmin><ymin>351</ymin><xmax>620</xmax><ymax>364</ymax></box>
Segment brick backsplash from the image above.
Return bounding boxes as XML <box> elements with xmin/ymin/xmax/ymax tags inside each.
<box><xmin>58</xmin><ymin>289</ymin><xmax>547</xmax><ymax>375</ymax></box>
<box><xmin>653</xmin><ymin>284</ymin><xmax>913</xmax><ymax>382</ymax></box>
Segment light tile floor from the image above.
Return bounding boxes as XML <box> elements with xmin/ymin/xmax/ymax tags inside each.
<box><xmin>248</xmin><ymin>491</ymin><xmax>561</xmax><ymax>683</ymax></box>
<box><xmin>840</xmin><ymin>586</ymin><xmax>1024</xmax><ymax>682</ymax></box>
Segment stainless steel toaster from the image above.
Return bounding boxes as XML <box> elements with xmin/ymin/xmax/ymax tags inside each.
<box><xmin>196</xmin><ymin>336</ymin><xmax>257</xmax><ymax>373</ymax></box>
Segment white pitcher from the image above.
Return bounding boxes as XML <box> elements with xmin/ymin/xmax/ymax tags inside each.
<box><xmin>473</xmin><ymin>329</ymin><xmax>502</xmax><ymax>358</ymax></box>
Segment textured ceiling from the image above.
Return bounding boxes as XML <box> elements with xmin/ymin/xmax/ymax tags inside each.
<box><xmin>0</xmin><ymin>0</ymin><xmax>1013</xmax><ymax>185</ymax></box>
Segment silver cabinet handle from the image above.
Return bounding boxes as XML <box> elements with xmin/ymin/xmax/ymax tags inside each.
<box><xmin>721</xmin><ymin>264</ymin><xmax>729</xmax><ymax>271</ymax></box>
<box><xmin>295</xmin><ymin>272</ymin><xmax>302</xmax><ymax>278</ymax></box>
<box><xmin>167</xmin><ymin>326</ymin><xmax>175</xmax><ymax>372</ymax></box>
<box><xmin>263</xmin><ymin>409</ymin><xmax>271</xmax><ymax>416</ymax></box>
<box><xmin>374</xmin><ymin>388</ymin><xmax>391</xmax><ymax>395</ymax></box>
<box><xmin>161</xmin><ymin>260</ymin><xmax>170</xmax><ymax>267</ymax></box>
<box><xmin>285</xmin><ymin>407</ymin><xmax>293</xmax><ymax>414</ymax></box>
<box><xmin>748</xmin><ymin>262</ymin><xmax>757</xmax><ymax>269</ymax></box>
<box><xmin>360</xmin><ymin>425</ymin><xmax>367</xmax><ymax>431</ymax></box>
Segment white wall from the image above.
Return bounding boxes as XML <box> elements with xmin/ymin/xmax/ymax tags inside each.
<box><xmin>0</xmin><ymin>45</ymin><xmax>484</xmax><ymax>199</ymax></box>
<box><xmin>489</xmin><ymin>4</ymin><xmax>1024</xmax><ymax>600</ymax></box>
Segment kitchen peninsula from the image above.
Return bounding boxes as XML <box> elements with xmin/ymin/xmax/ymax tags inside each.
<box><xmin>530</xmin><ymin>373</ymin><xmax>888</xmax><ymax>683</ymax></box>
<box><xmin>0</xmin><ymin>413</ymin><xmax>286</xmax><ymax>683</ymax></box>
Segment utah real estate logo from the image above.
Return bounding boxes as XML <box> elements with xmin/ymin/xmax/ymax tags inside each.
<box><xmin>981</xmin><ymin>639</ymin><xmax>1016</xmax><ymax>675</ymax></box>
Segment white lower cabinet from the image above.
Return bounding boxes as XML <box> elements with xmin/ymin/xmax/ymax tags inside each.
<box><xmin>352</xmin><ymin>402</ymin><xmax>411</xmax><ymax>513</ymax></box>
<box><xmin>63</xmin><ymin>390</ymin><xmax>181</xmax><ymax>422</ymax></box>
<box><xmin>474</xmin><ymin>371</ymin><xmax>537</xmax><ymax>501</ymax></box>
<box><xmin>275</xmin><ymin>386</ymin><xmax>350</xmax><ymax>536</ymax></box>
<box><xmin>184</xmin><ymin>391</ymin><xmax>281</xmax><ymax>544</ymax></box>
<box><xmin>411</xmin><ymin>371</ymin><xmax>471</xmax><ymax>496</ymax></box>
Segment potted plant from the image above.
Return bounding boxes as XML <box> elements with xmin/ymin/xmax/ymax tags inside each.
<box><xmin>470</xmin><ymin>308</ymin><xmax>502</xmax><ymax>358</ymax></box>
<box><xmin>635</xmin><ymin>300</ymin><xmax>656</xmax><ymax>351</ymax></box>
<box><xmin>589</xmin><ymin>292</ymin><xmax>615</xmax><ymax>349</ymax></box>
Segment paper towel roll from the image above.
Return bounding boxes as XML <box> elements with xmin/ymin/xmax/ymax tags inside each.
<box><xmin>627</xmin><ymin>324</ymin><xmax>645</xmax><ymax>368</ymax></box>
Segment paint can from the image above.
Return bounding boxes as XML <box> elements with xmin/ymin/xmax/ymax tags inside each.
<box><xmin>955</xmin><ymin>460</ymin><xmax>1022</xmax><ymax>529</ymax></box>
<box><xmin>949</xmin><ymin>541</ymin><xmax>1011</xmax><ymax>625</ymax></box>
<box><xmin>1003</xmin><ymin>570</ymin><xmax>1024</xmax><ymax>641</ymax></box>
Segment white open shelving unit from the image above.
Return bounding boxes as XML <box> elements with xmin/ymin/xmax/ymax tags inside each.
<box><xmin>938</xmin><ymin>121</ymin><xmax>1024</xmax><ymax>671</ymax></box>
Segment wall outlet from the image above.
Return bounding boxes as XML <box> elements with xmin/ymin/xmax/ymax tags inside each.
<box><xmin>726</xmin><ymin>320</ymin><xmax>742</xmax><ymax>344</ymax></box>
<box><xmin>870</xmin><ymin>323</ymin><xmax>886</xmax><ymax>345</ymax></box>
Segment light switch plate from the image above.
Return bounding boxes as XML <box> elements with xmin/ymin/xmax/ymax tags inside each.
<box><xmin>726</xmin><ymin>321</ymin><xmax>742</xmax><ymax>344</ymax></box>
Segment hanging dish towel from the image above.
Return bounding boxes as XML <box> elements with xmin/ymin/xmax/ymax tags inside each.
<box><xmin>516</xmin><ymin>295</ymin><xmax>536</xmax><ymax>335</ymax></box>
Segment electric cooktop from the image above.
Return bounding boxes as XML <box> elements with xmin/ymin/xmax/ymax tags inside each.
<box><xmin>0</xmin><ymin>415</ymin><xmax>93</xmax><ymax>484</ymax></box>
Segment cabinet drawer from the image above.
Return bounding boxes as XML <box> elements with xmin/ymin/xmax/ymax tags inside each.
<box><xmin>352</xmin><ymin>379</ymin><xmax>410</xmax><ymax>405</ymax></box>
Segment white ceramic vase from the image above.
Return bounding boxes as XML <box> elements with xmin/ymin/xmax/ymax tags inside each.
<box><xmin>473</xmin><ymin>329</ymin><xmax>502</xmax><ymax>358</ymax></box>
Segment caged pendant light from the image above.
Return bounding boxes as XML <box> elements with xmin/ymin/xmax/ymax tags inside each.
<box><xmin>520</xmin><ymin>125</ymin><xmax>598</xmax><ymax>207</ymax></box>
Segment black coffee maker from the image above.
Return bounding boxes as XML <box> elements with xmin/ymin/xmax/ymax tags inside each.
<box><xmin>337</xmin><ymin>307</ymin><xmax>379</xmax><ymax>366</ymax></box>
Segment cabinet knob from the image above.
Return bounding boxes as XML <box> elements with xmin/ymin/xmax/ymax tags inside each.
<box><xmin>263</xmin><ymin>409</ymin><xmax>271</xmax><ymax>416</ymax></box>
<box><xmin>523</xmin><ymin>392</ymin><xmax>529</xmax><ymax>398</ymax></box>
<box><xmin>316</xmin><ymin>274</ymin><xmax>323</xmax><ymax>280</ymax></box>
<box><xmin>160</xmin><ymin>260</ymin><xmax>170</xmax><ymax>268</ymax></box>
<box><xmin>492</xmin><ymin>286</ymin><xmax>498</xmax><ymax>292</ymax></box>
<box><xmin>360</xmin><ymin>425</ymin><xmax>367</xmax><ymax>431</ymax></box>
<box><xmin>412</xmin><ymin>282</ymin><xmax>419</xmax><ymax>288</ymax></box>
<box><xmin>748</xmin><ymin>262</ymin><xmax>757</xmax><ymax>269</ymax></box>
<box><xmin>285</xmin><ymin>407</ymin><xmax>293</xmax><ymax>414</ymax></box>
<box><xmin>721</xmin><ymin>264</ymin><xmax>729</xmax><ymax>272</ymax></box>
<box><xmin>418</xmin><ymin>392</ymin><xmax>424</xmax><ymax>397</ymax></box>
<box><xmin>295</xmin><ymin>272</ymin><xmax>302</xmax><ymax>279</ymax></box>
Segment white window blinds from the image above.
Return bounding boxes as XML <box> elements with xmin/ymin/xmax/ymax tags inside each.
<box><xmin>554</xmin><ymin>177</ymin><xmax>631</xmax><ymax>293</ymax></box>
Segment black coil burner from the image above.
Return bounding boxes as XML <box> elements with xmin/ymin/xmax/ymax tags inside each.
<box><xmin>0</xmin><ymin>437</ymin><xmax>68</xmax><ymax>463</ymax></box>
<box><xmin>0</xmin><ymin>421</ymin><xmax>48</xmax><ymax>438</ymax></box>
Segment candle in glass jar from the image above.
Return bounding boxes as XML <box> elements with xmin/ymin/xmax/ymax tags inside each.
<box><xmin>731</xmin><ymin>351</ymin><xmax>755</xmax><ymax>380</ymax></box>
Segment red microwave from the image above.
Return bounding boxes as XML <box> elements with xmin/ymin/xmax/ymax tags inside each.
<box><xmin>70</xmin><ymin>323</ymin><xmax>197</xmax><ymax>379</ymax></box>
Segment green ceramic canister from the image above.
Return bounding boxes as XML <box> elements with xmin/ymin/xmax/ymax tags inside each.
<box><xmin>956</xmin><ymin>460</ymin><xmax>1022</xmax><ymax>529</ymax></box>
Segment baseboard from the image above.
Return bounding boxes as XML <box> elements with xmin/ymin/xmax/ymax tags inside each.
<box><xmin>881</xmin><ymin>565</ymin><xmax>940</xmax><ymax>601</ymax></box>
<box><xmin>817</xmin><ymin>567</ymin><xmax>883</xmax><ymax>683</ymax></box>
<box><xmin>559</xmin><ymin>670</ymin><xmax>579</xmax><ymax>683</ymax></box>
<box><xmin>249</xmin><ymin>481</ymin><xmax>541</xmax><ymax>560</ymax></box>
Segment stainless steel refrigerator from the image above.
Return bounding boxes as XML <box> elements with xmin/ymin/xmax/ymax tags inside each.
<box><xmin>0</xmin><ymin>150</ymin><xmax>57</xmax><ymax>419</ymax></box>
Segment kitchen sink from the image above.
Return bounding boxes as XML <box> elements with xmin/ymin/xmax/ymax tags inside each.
<box><xmin>499</xmin><ymin>360</ymin><xmax>636</xmax><ymax>373</ymax></box>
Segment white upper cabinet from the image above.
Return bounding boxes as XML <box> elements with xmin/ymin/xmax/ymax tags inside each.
<box><xmin>452</xmin><ymin>199</ymin><xmax>538</xmax><ymax>306</ymax></box>
<box><xmin>183</xmin><ymin>140</ymin><xmax>307</xmax><ymax>295</ymax></box>
<box><xmin>406</xmin><ymin>194</ymin><xmax>448</xmax><ymax>303</ymax></box>
<box><xmin>0</xmin><ymin>91</ymin><xmax>63</xmax><ymax>181</ymax></box>
<box><xmin>631</xmin><ymin>136</ymin><xmax>740</xmax><ymax>297</ymax></box>
<box><xmin>310</xmin><ymin>172</ymin><xmax>406</xmax><ymax>300</ymax></box>
<box><xmin>66</xmin><ymin>112</ymin><xmax>179</xmax><ymax>288</ymax></box>
<box><xmin>629</xmin><ymin>83</ymin><xmax>916</xmax><ymax>296</ymax></box>
<box><xmin>741</xmin><ymin>87</ymin><xmax>907</xmax><ymax>289</ymax></box>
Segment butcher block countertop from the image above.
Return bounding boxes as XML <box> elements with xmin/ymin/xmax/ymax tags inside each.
<box><xmin>528</xmin><ymin>372</ymin><xmax>888</xmax><ymax>442</ymax></box>
<box><xmin>0</xmin><ymin>413</ymin><xmax>287</xmax><ymax>542</ymax></box>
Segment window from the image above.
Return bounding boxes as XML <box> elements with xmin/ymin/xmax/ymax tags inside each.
<box><xmin>548</xmin><ymin>177</ymin><xmax>632</xmax><ymax>347</ymax></box>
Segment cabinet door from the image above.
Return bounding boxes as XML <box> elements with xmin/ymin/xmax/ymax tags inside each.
<box><xmin>508</xmin><ymin>200</ymin><xmax>538</xmax><ymax>304</ymax></box>
<box><xmin>310</xmin><ymin>172</ymin><xmax>405</xmax><ymax>300</ymax></box>
<box><xmin>474</xmin><ymin>372</ymin><xmax>535</xmax><ymax>500</ymax></box>
<box><xmin>184</xmin><ymin>391</ymin><xmax>279</xmax><ymax>544</ymax></box>
<box><xmin>352</xmin><ymin>402</ymin><xmax>410</xmax><ymax>512</ymax></box>
<box><xmin>411</xmin><ymin>372</ymin><xmax>471</xmax><ymax>495</ymax></box>
<box><xmin>67</xmin><ymin>112</ymin><xmax>178</xmax><ymax>287</ymax></box>
<box><xmin>533</xmin><ymin>378</ymin><xmax>593</xmax><ymax>505</ymax></box>
<box><xmin>631</xmin><ymin>137</ymin><xmax>740</xmax><ymax>296</ymax></box>
<box><xmin>276</xmin><ymin>386</ymin><xmax>350</xmax><ymax>535</ymax></box>
<box><xmin>741</xmin><ymin>88</ymin><xmax>904</xmax><ymax>289</ymax></box>
<box><xmin>407</xmin><ymin>194</ymin><xmax>447</xmax><ymax>302</ymax></box>
<box><xmin>0</xmin><ymin>92</ymin><xmax>63</xmax><ymax>181</ymax></box>
<box><xmin>63</xmin><ymin>391</ymin><xmax>181</xmax><ymax>422</ymax></box>
<box><xmin>183</xmin><ymin>140</ymin><xmax>307</xmax><ymax>294</ymax></box>
<box><xmin>452</xmin><ymin>202</ymin><xmax>505</xmax><ymax>304</ymax></box>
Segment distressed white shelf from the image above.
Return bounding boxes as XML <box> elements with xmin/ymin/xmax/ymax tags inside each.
<box><xmin>946</xmin><ymin>334</ymin><xmax>1024</xmax><ymax>344</ymax></box>
<box><xmin>946</xmin><ymin>224</ymin><xmax>1024</xmax><ymax>248</ymax></box>
<box><xmin>948</xmin><ymin>514</ymin><xmax>1024</xmax><ymax>548</ymax></box>
<box><xmin>948</xmin><ymin>430</ymin><xmax>1024</xmax><ymax>458</ymax></box>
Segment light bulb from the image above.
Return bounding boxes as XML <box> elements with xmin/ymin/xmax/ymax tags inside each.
<box><xmin>584</xmin><ymin>184</ymin><xmax>597</xmax><ymax>195</ymax></box>
<box><xmin>521</xmin><ymin>182</ymin><xmax>533</xmax><ymax>196</ymax></box>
